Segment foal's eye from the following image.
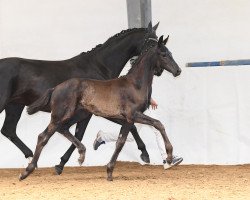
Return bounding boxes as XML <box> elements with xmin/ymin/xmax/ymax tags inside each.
<box><xmin>161</xmin><ymin>53</ymin><xmax>167</xmax><ymax>57</ymax></box>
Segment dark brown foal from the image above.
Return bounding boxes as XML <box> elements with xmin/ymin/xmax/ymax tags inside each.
<box><xmin>19</xmin><ymin>35</ymin><xmax>181</xmax><ymax>181</ymax></box>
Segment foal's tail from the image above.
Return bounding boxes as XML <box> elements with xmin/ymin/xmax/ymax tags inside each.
<box><xmin>27</xmin><ymin>88</ymin><xmax>54</xmax><ymax>115</ymax></box>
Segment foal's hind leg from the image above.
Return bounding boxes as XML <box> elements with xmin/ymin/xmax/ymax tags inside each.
<box><xmin>1</xmin><ymin>103</ymin><xmax>33</xmax><ymax>158</ymax></box>
<box><xmin>134</xmin><ymin>112</ymin><xmax>173</xmax><ymax>164</ymax></box>
<box><xmin>107</xmin><ymin>123</ymin><xmax>132</xmax><ymax>181</ymax></box>
<box><xmin>55</xmin><ymin>115</ymin><xmax>92</xmax><ymax>175</ymax></box>
<box><xmin>19</xmin><ymin>123</ymin><xmax>58</xmax><ymax>181</ymax></box>
<box><xmin>58</xmin><ymin>129</ymin><xmax>86</xmax><ymax>166</ymax></box>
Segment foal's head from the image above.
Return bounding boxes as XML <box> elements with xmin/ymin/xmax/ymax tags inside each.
<box><xmin>154</xmin><ymin>35</ymin><xmax>181</xmax><ymax>77</ymax></box>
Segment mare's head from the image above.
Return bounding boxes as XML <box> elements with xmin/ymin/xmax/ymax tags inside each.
<box><xmin>135</xmin><ymin>22</ymin><xmax>159</xmax><ymax>55</ymax></box>
<box><xmin>153</xmin><ymin>35</ymin><xmax>181</xmax><ymax>77</ymax></box>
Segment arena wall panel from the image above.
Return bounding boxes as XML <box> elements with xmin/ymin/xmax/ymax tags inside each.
<box><xmin>0</xmin><ymin>0</ymin><xmax>249</xmax><ymax>167</ymax></box>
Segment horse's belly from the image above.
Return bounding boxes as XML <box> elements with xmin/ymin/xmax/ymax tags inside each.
<box><xmin>81</xmin><ymin>101</ymin><xmax>122</xmax><ymax>118</ymax></box>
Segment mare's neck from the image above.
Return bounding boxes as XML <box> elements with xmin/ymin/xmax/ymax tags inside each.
<box><xmin>77</xmin><ymin>29</ymin><xmax>147</xmax><ymax>79</ymax></box>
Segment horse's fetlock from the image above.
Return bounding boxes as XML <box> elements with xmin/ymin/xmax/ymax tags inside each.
<box><xmin>107</xmin><ymin>163</ymin><xmax>113</xmax><ymax>171</ymax></box>
<box><xmin>26</xmin><ymin>163</ymin><xmax>37</xmax><ymax>171</ymax></box>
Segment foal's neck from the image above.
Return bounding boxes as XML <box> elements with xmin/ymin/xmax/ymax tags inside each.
<box><xmin>126</xmin><ymin>51</ymin><xmax>156</xmax><ymax>91</ymax></box>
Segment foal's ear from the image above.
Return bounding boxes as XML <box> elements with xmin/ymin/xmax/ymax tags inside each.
<box><xmin>158</xmin><ymin>35</ymin><xmax>164</xmax><ymax>46</ymax></box>
<box><xmin>153</xmin><ymin>22</ymin><xmax>160</xmax><ymax>31</ymax></box>
<box><xmin>147</xmin><ymin>21</ymin><xmax>153</xmax><ymax>32</ymax></box>
<box><xmin>163</xmin><ymin>35</ymin><xmax>169</xmax><ymax>45</ymax></box>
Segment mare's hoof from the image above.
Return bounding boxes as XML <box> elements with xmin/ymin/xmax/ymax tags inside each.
<box><xmin>54</xmin><ymin>165</ymin><xmax>63</xmax><ymax>175</ymax></box>
<box><xmin>27</xmin><ymin>157</ymin><xmax>33</xmax><ymax>164</ymax></box>
<box><xmin>140</xmin><ymin>151</ymin><xmax>150</xmax><ymax>163</ymax></box>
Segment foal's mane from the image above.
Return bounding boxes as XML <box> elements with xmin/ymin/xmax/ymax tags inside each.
<box><xmin>127</xmin><ymin>40</ymin><xmax>157</xmax><ymax>74</ymax></box>
<box><xmin>80</xmin><ymin>28</ymin><xmax>147</xmax><ymax>55</ymax></box>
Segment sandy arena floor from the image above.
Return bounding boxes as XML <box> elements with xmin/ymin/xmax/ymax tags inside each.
<box><xmin>0</xmin><ymin>162</ymin><xmax>249</xmax><ymax>200</ymax></box>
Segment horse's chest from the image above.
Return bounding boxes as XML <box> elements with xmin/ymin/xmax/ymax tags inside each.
<box><xmin>127</xmin><ymin>89</ymin><xmax>148</xmax><ymax>107</ymax></box>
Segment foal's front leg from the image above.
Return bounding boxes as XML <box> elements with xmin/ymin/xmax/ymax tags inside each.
<box><xmin>134</xmin><ymin>111</ymin><xmax>173</xmax><ymax>164</ymax></box>
<box><xmin>107</xmin><ymin>122</ymin><xmax>133</xmax><ymax>181</ymax></box>
<box><xmin>105</xmin><ymin>118</ymin><xmax>150</xmax><ymax>163</ymax></box>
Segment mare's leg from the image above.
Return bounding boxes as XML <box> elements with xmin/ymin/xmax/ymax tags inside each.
<box><xmin>106</xmin><ymin>118</ymin><xmax>150</xmax><ymax>163</ymax></box>
<box><xmin>134</xmin><ymin>112</ymin><xmax>173</xmax><ymax>164</ymax></box>
<box><xmin>1</xmin><ymin>103</ymin><xmax>33</xmax><ymax>158</ymax></box>
<box><xmin>0</xmin><ymin>72</ymin><xmax>12</xmax><ymax>113</ymax></box>
<box><xmin>55</xmin><ymin>114</ymin><xmax>92</xmax><ymax>175</ymax></box>
<box><xmin>130</xmin><ymin>125</ymin><xmax>150</xmax><ymax>163</ymax></box>
<box><xmin>58</xmin><ymin>130</ymin><xmax>86</xmax><ymax>166</ymax></box>
<box><xmin>19</xmin><ymin>123</ymin><xmax>58</xmax><ymax>180</ymax></box>
<box><xmin>106</xmin><ymin>122</ymin><xmax>132</xmax><ymax>181</ymax></box>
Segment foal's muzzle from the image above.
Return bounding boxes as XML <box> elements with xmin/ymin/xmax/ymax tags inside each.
<box><xmin>174</xmin><ymin>68</ymin><xmax>182</xmax><ymax>77</ymax></box>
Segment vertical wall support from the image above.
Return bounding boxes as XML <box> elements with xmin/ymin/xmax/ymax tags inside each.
<box><xmin>126</xmin><ymin>0</ymin><xmax>152</xmax><ymax>28</ymax></box>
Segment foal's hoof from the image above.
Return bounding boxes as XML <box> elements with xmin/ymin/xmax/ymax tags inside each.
<box><xmin>19</xmin><ymin>173</ymin><xmax>24</xmax><ymax>181</ymax></box>
<box><xmin>140</xmin><ymin>151</ymin><xmax>150</xmax><ymax>163</ymax></box>
<box><xmin>54</xmin><ymin>165</ymin><xmax>63</xmax><ymax>175</ymax></box>
<box><xmin>107</xmin><ymin>176</ymin><xmax>113</xmax><ymax>181</ymax></box>
<box><xmin>19</xmin><ymin>172</ymin><xmax>29</xmax><ymax>181</ymax></box>
<box><xmin>19</xmin><ymin>163</ymin><xmax>36</xmax><ymax>181</ymax></box>
<box><xmin>78</xmin><ymin>154</ymin><xmax>85</xmax><ymax>166</ymax></box>
<box><xmin>78</xmin><ymin>158</ymin><xmax>84</xmax><ymax>166</ymax></box>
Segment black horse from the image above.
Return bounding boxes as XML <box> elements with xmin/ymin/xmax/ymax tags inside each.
<box><xmin>0</xmin><ymin>22</ymin><xmax>159</xmax><ymax>173</ymax></box>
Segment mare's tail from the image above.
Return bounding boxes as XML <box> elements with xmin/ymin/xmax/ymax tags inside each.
<box><xmin>27</xmin><ymin>88</ymin><xmax>54</xmax><ymax>115</ymax></box>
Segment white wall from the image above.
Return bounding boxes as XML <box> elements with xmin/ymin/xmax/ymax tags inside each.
<box><xmin>0</xmin><ymin>0</ymin><xmax>250</xmax><ymax>168</ymax></box>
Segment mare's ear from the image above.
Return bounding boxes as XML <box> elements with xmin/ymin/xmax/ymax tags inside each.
<box><xmin>163</xmin><ymin>35</ymin><xmax>169</xmax><ymax>45</ymax></box>
<box><xmin>158</xmin><ymin>35</ymin><xmax>163</xmax><ymax>47</ymax></box>
<box><xmin>147</xmin><ymin>21</ymin><xmax>153</xmax><ymax>32</ymax></box>
<box><xmin>153</xmin><ymin>22</ymin><xmax>160</xmax><ymax>31</ymax></box>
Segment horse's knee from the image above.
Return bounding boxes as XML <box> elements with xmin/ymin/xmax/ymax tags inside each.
<box><xmin>153</xmin><ymin>120</ymin><xmax>165</xmax><ymax>132</ymax></box>
<box><xmin>37</xmin><ymin>132</ymin><xmax>50</xmax><ymax>146</ymax></box>
<box><xmin>117</xmin><ymin>135</ymin><xmax>127</xmax><ymax>145</ymax></box>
